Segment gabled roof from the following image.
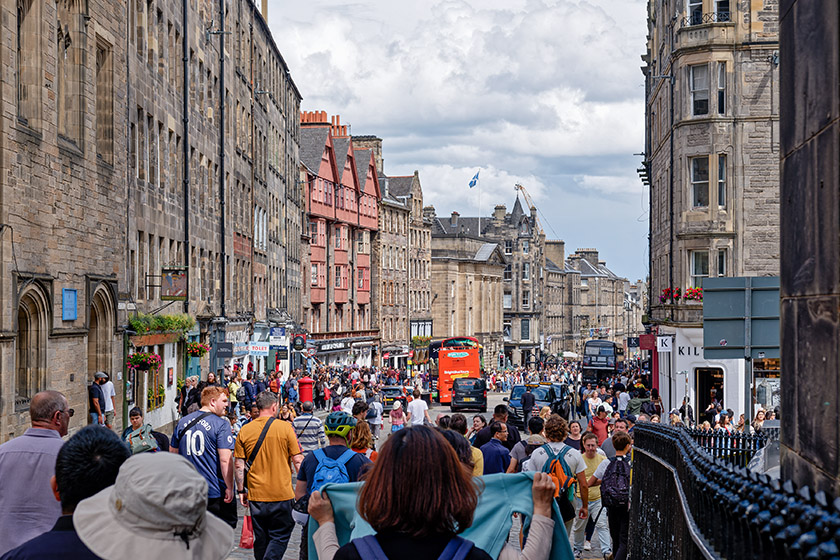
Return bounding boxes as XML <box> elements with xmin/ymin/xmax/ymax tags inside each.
<box><xmin>387</xmin><ymin>176</ymin><xmax>414</xmax><ymax>198</ymax></box>
<box><xmin>333</xmin><ymin>137</ymin><xmax>351</xmax><ymax>176</ymax></box>
<box><xmin>354</xmin><ymin>149</ymin><xmax>371</xmax><ymax>189</ymax></box>
<box><xmin>299</xmin><ymin>127</ymin><xmax>330</xmax><ymax>173</ymax></box>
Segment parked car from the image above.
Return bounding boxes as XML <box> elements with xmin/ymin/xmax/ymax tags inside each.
<box><xmin>381</xmin><ymin>385</ymin><xmax>407</xmax><ymax>411</ymax></box>
<box><xmin>450</xmin><ymin>377</ymin><xmax>487</xmax><ymax>412</ymax></box>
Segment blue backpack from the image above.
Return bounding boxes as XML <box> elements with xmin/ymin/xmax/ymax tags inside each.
<box><xmin>353</xmin><ymin>534</ymin><xmax>473</xmax><ymax>560</ymax></box>
<box><xmin>311</xmin><ymin>448</ymin><xmax>356</xmax><ymax>493</ymax></box>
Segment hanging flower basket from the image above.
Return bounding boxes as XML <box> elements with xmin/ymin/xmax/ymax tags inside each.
<box><xmin>186</xmin><ymin>341</ymin><xmax>210</xmax><ymax>358</ymax></box>
<box><xmin>128</xmin><ymin>352</ymin><xmax>163</xmax><ymax>371</ymax></box>
<box><xmin>684</xmin><ymin>287</ymin><xmax>704</xmax><ymax>301</ymax></box>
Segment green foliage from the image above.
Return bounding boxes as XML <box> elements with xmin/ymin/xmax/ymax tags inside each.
<box><xmin>411</xmin><ymin>336</ymin><xmax>432</xmax><ymax>347</ymax></box>
<box><xmin>129</xmin><ymin>312</ymin><xmax>196</xmax><ymax>335</ymax></box>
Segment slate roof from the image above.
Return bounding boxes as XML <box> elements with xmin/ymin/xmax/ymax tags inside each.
<box><xmin>300</xmin><ymin>127</ymin><xmax>329</xmax><ymax>172</ymax></box>
<box><xmin>431</xmin><ymin>216</ymin><xmax>493</xmax><ymax>237</ymax></box>
<box><xmin>574</xmin><ymin>257</ymin><xmax>622</xmax><ymax>280</ymax></box>
<box><xmin>510</xmin><ymin>196</ymin><xmax>525</xmax><ymax>223</ymax></box>
<box><xmin>333</xmin><ymin>137</ymin><xmax>351</xmax><ymax>177</ymax></box>
<box><xmin>546</xmin><ymin>258</ymin><xmax>564</xmax><ymax>273</ymax></box>
<box><xmin>387</xmin><ymin>176</ymin><xmax>414</xmax><ymax>198</ymax></box>
<box><xmin>355</xmin><ymin>149</ymin><xmax>371</xmax><ymax>192</ymax></box>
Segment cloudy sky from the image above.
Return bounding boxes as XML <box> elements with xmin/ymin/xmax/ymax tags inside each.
<box><xmin>268</xmin><ymin>0</ymin><xmax>649</xmax><ymax>281</ymax></box>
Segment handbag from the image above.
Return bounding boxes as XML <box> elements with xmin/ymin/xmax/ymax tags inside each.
<box><xmin>239</xmin><ymin>514</ymin><xmax>254</xmax><ymax>549</ymax></box>
<box><xmin>557</xmin><ymin>494</ymin><xmax>576</xmax><ymax>523</ymax></box>
<box><xmin>127</xmin><ymin>424</ymin><xmax>158</xmax><ymax>454</ymax></box>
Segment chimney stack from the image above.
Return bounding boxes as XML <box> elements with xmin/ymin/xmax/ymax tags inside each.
<box><xmin>493</xmin><ymin>204</ymin><xmax>506</xmax><ymax>222</ymax></box>
<box><xmin>450</xmin><ymin>211</ymin><xmax>460</xmax><ymax>228</ymax></box>
<box><xmin>261</xmin><ymin>0</ymin><xmax>268</xmax><ymax>21</ymax></box>
<box><xmin>545</xmin><ymin>240</ymin><xmax>565</xmax><ymax>265</ymax></box>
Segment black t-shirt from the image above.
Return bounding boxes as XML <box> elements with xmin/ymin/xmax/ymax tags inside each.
<box><xmin>334</xmin><ymin>532</ymin><xmax>493</xmax><ymax>560</ymax></box>
<box><xmin>88</xmin><ymin>383</ymin><xmax>104</xmax><ymax>412</ymax></box>
<box><xmin>472</xmin><ymin>421</ymin><xmax>521</xmax><ymax>451</ymax></box>
<box><xmin>521</xmin><ymin>391</ymin><xmax>536</xmax><ymax>411</ymax></box>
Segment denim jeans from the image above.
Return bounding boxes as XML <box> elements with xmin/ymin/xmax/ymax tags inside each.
<box><xmin>571</xmin><ymin>497</ymin><xmax>611</xmax><ymax>555</ymax></box>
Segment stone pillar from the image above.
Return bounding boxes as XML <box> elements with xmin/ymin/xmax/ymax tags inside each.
<box><xmin>779</xmin><ymin>2</ymin><xmax>840</xmax><ymax>494</ymax></box>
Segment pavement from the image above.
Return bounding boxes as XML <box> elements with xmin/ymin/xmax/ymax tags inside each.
<box><xmin>226</xmin><ymin>391</ymin><xmax>608</xmax><ymax>559</ymax></box>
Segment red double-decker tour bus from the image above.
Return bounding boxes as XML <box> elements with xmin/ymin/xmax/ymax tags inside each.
<box><xmin>431</xmin><ymin>337</ymin><xmax>483</xmax><ymax>404</ymax></box>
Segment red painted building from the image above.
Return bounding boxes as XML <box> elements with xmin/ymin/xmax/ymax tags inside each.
<box><xmin>300</xmin><ymin>112</ymin><xmax>380</xmax><ymax>365</ymax></box>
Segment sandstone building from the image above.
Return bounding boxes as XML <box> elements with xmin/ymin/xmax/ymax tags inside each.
<box><xmin>0</xmin><ymin>0</ymin><xmax>302</xmax><ymax>436</ymax></box>
<box><xmin>429</xmin><ymin>233</ymin><xmax>505</xmax><ymax>362</ymax></box>
<box><xmin>643</xmin><ymin>0</ymin><xmax>779</xmax><ymax>412</ymax></box>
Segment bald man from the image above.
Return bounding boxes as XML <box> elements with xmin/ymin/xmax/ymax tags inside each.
<box><xmin>0</xmin><ymin>391</ymin><xmax>72</xmax><ymax>554</ymax></box>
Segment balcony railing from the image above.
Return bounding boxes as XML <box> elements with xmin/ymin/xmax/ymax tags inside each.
<box><xmin>682</xmin><ymin>11</ymin><xmax>732</xmax><ymax>27</ymax></box>
<box><xmin>630</xmin><ymin>423</ymin><xmax>840</xmax><ymax>559</ymax></box>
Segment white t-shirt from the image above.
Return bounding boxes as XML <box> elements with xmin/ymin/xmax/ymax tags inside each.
<box><xmin>340</xmin><ymin>397</ymin><xmax>355</xmax><ymax>414</ymax></box>
<box><xmin>523</xmin><ymin>441</ymin><xmax>587</xmax><ymax>476</ymax></box>
<box><xmin>593</xmin><ymin>454</ymin><xmax>631</xmax><ymax>480</ymax></box>
<box><xmin>406</xmin><ymin>398</ymin><xmax>428</xmax><ymax>426</ymax></box>
<box><xmin>369</xmin><ymin>401</ymin><xmax>384</xmax><ymax>425</ymax></box>
<box><xmin>100</xmin><ymin>381</ymin><xmax>116</xmax><ymax>412</ymax></box>
<box><xmin>618</xmin><ymin>392</ymin><xmax>631</xmax><ymax>411</ymax></box>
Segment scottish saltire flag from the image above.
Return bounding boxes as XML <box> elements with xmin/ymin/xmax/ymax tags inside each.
<box><xmin>469</xmin><ymin>170</ymin><xmax>480</xmax><ymax>188</ymax></box>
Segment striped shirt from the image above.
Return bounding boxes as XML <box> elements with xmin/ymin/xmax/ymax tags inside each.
<box><xmin>292</xmin><ymin>414</ymin><xmax>326</xmax><ymax>453</ymax></box>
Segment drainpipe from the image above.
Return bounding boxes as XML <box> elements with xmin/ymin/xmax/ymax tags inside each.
<box><xmin>181</xmin><ymin>0</ymin><xmax>190</xmax><ymax>314</ymax></box>
<box><xmin>218</xmin><ymin>0</ymin><xmax>226</xmax><ymax>319</ymax></box>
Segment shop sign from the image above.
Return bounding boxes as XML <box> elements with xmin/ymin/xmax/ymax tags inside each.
<box><xmin>215</xmin><ymin>342</ymin><xmax>234</xmax><ymax>358</ymax></box>
<box><xmin>249</xmin><ymin>343</ymin><xmax>270</xmax><ymax>356</ymax></box>
<box><xmin>318</xmin><ymin>341</ymin><xmax>348</xmax><ymax>352</ymax></box>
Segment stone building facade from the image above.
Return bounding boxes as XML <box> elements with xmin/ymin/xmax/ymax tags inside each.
<box><xmin>566</xmin><ymin>249</ymin><xmax>628</xmax><ymax>347</ymax></box>
<box><xmin>643</xmin><ymin>0</ymin><xmax>779</xmax><ymax>412</ymax></box>
<box><xmin>0</xmin><ymin>0</ymin><xmax>302</xmax><ymax>437</ymax></box>
<box><xmin>430</xmin><ymin>198</ymin><xmax>545</xmax><ymax>367</ymax></box>
<box><xmin>543</xmin><ymin>241</ymin><xmax>582</xmax><ymax>357</ymax></box>
<box><xmin>0</xmin><ymin>0</ymin><xmax>127</xmax><ymax>437</ymax></box>
<box><xmin>300</xmin><ymin>112</ymin><xmax>380</xmax><ymax>366</ymax></box>
<box><xmin>387</xmin><ymin>172</ymin><xmax>433</xmax><ymax>343</ymax></box>
<box><xmin>644</xmin><ymin>0</ymin><xmax>779</xmax><ymax>324</ymax></box>
<box><xmin>376</xmin><ymin>183</ymin><xmax>410</xmax><ymax>367</ymax></box>
<box><xmin>125</xmin><ymin>0</ymin><xmax>301</xmax><ymax>415</ymax></box>
<box><xmin>429</xmin><ymin>233</ymin><xmax>505</xmax><ymax>362</ymax></box>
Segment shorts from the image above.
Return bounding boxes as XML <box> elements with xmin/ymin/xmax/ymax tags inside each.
<box><xmin>105</xmin><ymin>410</ymin><xmax>115</xmax><ymax>428</ymax></box>
<box><xmin>391</xmin><ymin>424</ymin><xmax>404</xmax><ymax>433</ymax></box>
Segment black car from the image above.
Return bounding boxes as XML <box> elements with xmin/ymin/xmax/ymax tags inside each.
<box><xmin>450</xmin><ymin>377</ymin><xmax>487</xmax><ymax>412</ymax></box>
<box><xmin>504</xmin><ymin>383</ymin><xmax>572</xmax><ymax>428</ymax></box>
<box><xmin>381</xmin><ymin>386</ymin><xmax>407</xmax><ymax>411</ymax></box>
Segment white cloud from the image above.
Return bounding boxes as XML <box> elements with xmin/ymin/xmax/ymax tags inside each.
<box><xmin>268</xmin><ymin>0</ymin><xmax>649</xmax><ymax>279</ymax></box>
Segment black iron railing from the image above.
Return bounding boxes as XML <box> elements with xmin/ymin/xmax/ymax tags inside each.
<box><xmin>630</xmin><ymin>423</ymin><xmax>840</xmax><ymax>559</ymax></box>
<box><xmin>684</xmin><ymin>428</ymin><xmax>767</xmax><ymax>468</ymax></box>
<box><xmin>682</xmin><ymin>11</ymin><xmax>732</xmax><ymax>27</ymax></box>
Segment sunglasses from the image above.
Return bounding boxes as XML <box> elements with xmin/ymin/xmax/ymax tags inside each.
<box><xmin>59</xmin><ymin>408</ymin><xmax>75</xmax><ymax>417</ymax></box>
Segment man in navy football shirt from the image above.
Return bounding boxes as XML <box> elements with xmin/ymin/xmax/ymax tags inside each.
<box><xmin>170</xmin><ymin>386</ymin><xmax>237</xmax><ymax>527</ymax></box>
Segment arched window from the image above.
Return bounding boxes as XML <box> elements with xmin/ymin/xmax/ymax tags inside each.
<box><xmin>16</xmin><ymin>284</ymin><xmax>50</xmax><ymax>405</ymax></box>
<box><xmin>88</xmin><ymin>286</ymin><xmax>115</xmax><ymax>376</ymax></box>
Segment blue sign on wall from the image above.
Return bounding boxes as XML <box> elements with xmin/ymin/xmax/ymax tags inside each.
<box><xmin>62</xmin><ymin>289</ymin><xmax>77</xmax><ymax>321</ymax></box>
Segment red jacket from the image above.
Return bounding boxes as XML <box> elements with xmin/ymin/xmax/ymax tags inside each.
<box><xmin>589</xmin><ymin>416</ymin><xmax>610</xmax><ymax>446</ymax></box>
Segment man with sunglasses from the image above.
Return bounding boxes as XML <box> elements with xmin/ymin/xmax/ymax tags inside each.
<box><xmin>0</xmin><ymin>390</ymin><xmax>73</xmax><ymax>555</ymax></box>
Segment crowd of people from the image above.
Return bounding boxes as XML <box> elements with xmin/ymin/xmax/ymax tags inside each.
<box><xmin>1</xmin><ymin>361</ymin><xmax>689</xmax><ymax>560</ymax></box>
